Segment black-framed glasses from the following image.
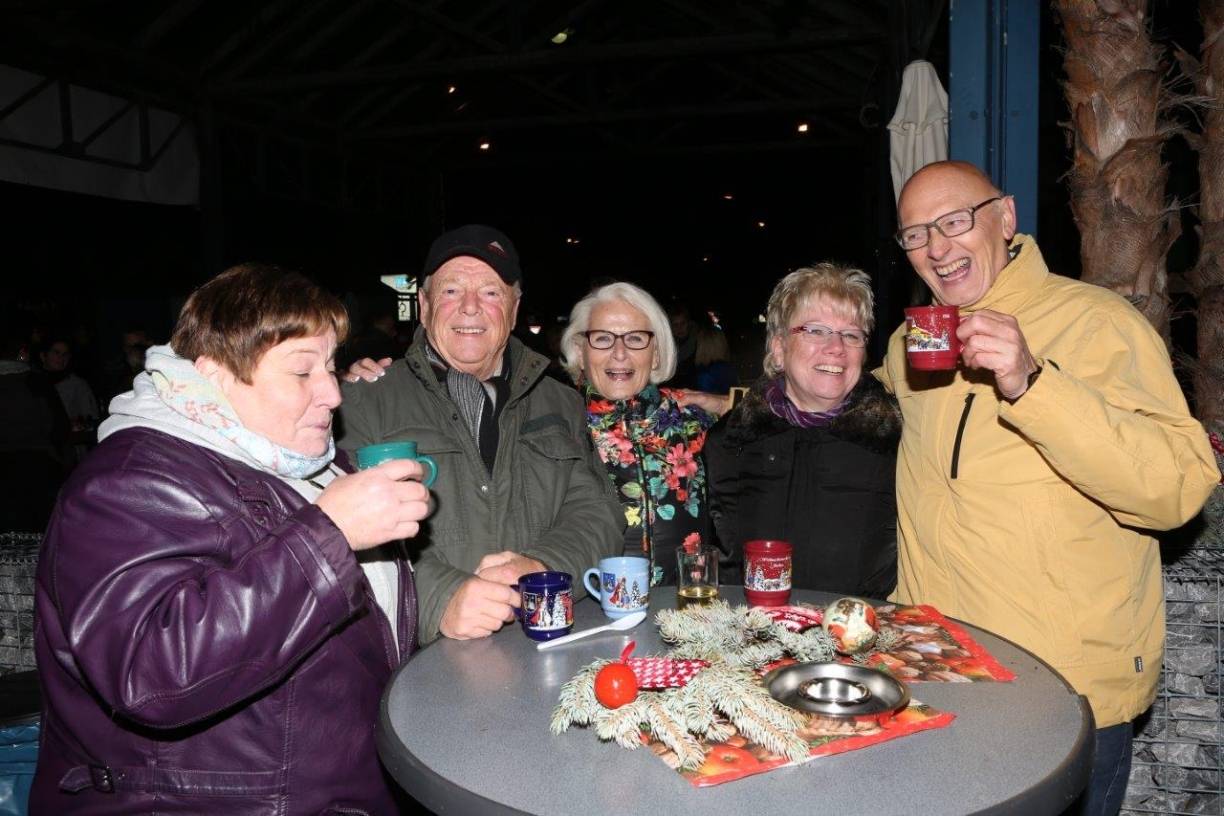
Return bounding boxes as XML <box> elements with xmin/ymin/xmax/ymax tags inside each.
<box><xmin>894</xmin><ymin>196</ymin><xmax>1003</xmax><ymax>251</ymax></box>
<box><xmin>789</xmin><ymin>323</ymin><xmax>868</xmax><ymax>347</ymax></box>
<box><xmin>582</xmin><ymin>330</ymin><xmax>655</xmax><ymax>350</ymax></box>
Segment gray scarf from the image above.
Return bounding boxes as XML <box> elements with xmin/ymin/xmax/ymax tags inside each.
<box><xmin>424</xmin><ymin>344</ymin><xmax>503</xmax><ymax>446</ymax></box>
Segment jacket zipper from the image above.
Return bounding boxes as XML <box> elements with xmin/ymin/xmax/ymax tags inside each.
<box><xmin>950</xmin><ymin>393</ymin><xmax>975</xmax><ymax>479</ymax></box>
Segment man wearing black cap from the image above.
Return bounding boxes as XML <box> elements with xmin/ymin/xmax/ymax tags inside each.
<box><xmin>339</xmin><ymin>224</ymin><xmax>623</xmax><ymax>643</ymax></box>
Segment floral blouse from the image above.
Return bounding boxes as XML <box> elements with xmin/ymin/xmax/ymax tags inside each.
<box><xmin>585</xmin><ymin>384</ymin><xmax>716</xmax><ymax>585</ymax></box>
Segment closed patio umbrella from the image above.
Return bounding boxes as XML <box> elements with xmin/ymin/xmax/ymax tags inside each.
<box><xmin>888</xmin><ymin>60</ymin><xmax>949</xmax><ymax>203</ymax></box>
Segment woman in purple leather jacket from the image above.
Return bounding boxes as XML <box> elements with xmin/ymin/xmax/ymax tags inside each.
<box><xmin>32</xmin><ymin>264</ymin><xmax>432</xmax><ymax>815</ymax></box>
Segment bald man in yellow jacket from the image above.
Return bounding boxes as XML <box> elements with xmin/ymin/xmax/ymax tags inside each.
<box><xmin>879</xmin><ymin>160</ymin><xmax>1220</xmax><ymax>816</ymax></box>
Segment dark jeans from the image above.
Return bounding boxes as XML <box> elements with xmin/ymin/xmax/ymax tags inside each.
<box><xmin>1066</xmin><ymin>721</ymin><xmax>1134</xmax><ymax>816</ymax></box>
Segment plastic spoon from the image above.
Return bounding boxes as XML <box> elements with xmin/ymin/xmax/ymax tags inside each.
<box><xmin>536</xmin><ymin>610</ymin><xmax>648</xmax><ymax>651</ymax></box>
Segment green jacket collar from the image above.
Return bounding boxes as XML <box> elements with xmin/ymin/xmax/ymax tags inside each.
<box><xmin>405</xmin><ymin>327</ymin><xmax>548</xmax><ymax>404</ymax></box>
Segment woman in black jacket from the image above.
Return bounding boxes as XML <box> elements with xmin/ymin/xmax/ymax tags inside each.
<box><xmin>705</xmin><ymin>263</ymin><xmax>900</xmax><ymax>597</ymax></box>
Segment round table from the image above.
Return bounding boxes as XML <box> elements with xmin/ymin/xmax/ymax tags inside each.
<box><xmin>378</xmin><ymin>588</ymin><xmax>1093</xmax><ymax>815</ymax></box>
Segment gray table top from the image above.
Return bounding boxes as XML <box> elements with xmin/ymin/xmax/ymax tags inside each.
<box><xmin>378</xmin><ymin>588</ymin><xmax>1092</xmax><ymax>816</ymax></box>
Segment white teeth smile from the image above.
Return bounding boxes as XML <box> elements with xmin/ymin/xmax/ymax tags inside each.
<box><xmin>453</xmin><ymin>327</ymin><xmax>484</xmax><ymax>334</ymax></box>
<box><xmin>815</xmin><ymin>365</ymin><xmax>844</xmax><ymax>374</ymax></box>
<box><xmin>605</xmin><ymin>370</ymin><xmax>634</xmax><ymax>378</ymax></box>
<box><xmin>935</xmin><ymin>258</ymin><xmax>970</xmax><ymax>277</ymax></box>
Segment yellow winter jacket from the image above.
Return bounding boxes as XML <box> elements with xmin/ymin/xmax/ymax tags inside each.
<box><xmin>876</xmin><ymin>236</ymin><xmax>1220</xmax><ymax>728</ymax></box>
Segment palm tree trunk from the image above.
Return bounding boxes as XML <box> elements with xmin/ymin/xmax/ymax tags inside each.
<box><xmin>1190</xmin><ymin>0</ymin><xmax>1224</xmax><ymax>427</ymax></box>
<box><xmin>1056</xmin><ymin>0</ymin><xmax>1178</xmax><ymax>337</ymax></box>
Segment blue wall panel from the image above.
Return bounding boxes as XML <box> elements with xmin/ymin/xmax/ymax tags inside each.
<box><xmin>949</xmin><ymin>0</ymin><xmax>1040</xmax><ymax>236</ymax></box>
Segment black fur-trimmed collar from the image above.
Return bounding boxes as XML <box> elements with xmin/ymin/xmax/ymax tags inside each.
<box><xmin>720</xmin><ymin>375</ymin><xmax>901</xmax><ymax>454</ymax></box>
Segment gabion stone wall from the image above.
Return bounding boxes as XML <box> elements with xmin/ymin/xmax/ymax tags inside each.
<box><xmin>0</xmin><ymin>532</ymin><xmax>39</xmax><ymax>677</ymax></box>
<box><xmin>1125</xmin><ymin>463</ymin><xmax>1224</xmax><ymax>816</ymax></box>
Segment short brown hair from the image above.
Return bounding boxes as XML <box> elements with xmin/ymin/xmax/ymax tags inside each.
<box><xmin>171</xmin><ymin>263</ymin><xmax>348</xmax><ymax>383</ymax></box>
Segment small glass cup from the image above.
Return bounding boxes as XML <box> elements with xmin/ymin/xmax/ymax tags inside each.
<box><xmin>676</xmin><ymin>546</ymin><xmax>719</xmax><ymax>610</ymax></box>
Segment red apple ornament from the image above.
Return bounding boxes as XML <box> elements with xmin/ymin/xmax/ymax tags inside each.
<box><xmin>594</xmin><ymin>642</ymin><xmax>640</xmax><ymax>709</ymax></box>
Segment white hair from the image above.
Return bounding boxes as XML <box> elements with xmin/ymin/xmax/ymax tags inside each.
<box><xmin>560</xmin><ymin>282</ymin><xmax>677</xmax><ymax>385</ymax></box>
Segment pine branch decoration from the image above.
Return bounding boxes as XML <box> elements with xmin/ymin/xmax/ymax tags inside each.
<box><xmin>644</xmin><ymin>699</ymin><xmax>706</xmax><ymax>769</ymax></box>
<box><xmin>688</xmin><ymin>665</ymin><xmax>809</xmax><ymax>762</ymax></box>
<box><xmin>853</xmin><ymin>625</ymin><xmax>901</xmax><ymax>662</ymax></box>
<box><xmin>549</xmin><ymin>660</ymin><xmax>606</xmax><ymax>734</ymax></box>
<box><xmin>594</xmin><ymin>694</ymin><xmax>655</xmax><ymax>750</ymax></box>
<box><xmin>774</xmin><ymin>624</ymin><xmax>837</xmax><ymax>664</ymax></box>
<box><xmin>552</xmin><ymin>601</ymin><xmax>900</xmax><ymax>769</ymax></box>
<box><xmin>657</xmin><ymin>600</ymin><xmax>840</xmax><ymax>668</ymax></box>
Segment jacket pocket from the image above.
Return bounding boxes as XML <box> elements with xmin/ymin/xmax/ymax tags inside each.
<box><xmin>389</xmin><ymin>428</ymin><xmax>466</xmax><ymax>531</ymax></box>
<box><xmin>520</xmin><ymin>429</ymin><xmax>585</xmax><ymax>530</ymax></box>
<box><xmin>1020</xmin><ymin>487</ymin><xmax>1085</xmax><ymax>666</ymax></box>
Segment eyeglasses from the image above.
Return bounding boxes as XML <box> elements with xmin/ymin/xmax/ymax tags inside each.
<box><xmin>894</xmin><ymin>197</ymin><xmax>1003</xmax><ymax>251</ymax></box>
<box><xmin>582</xmin><ymin>330</ymin><xmax>655</xmax><ymax>350</ymax></box>
<box><xmin>789</xmin><ymin>323</ymin><xmax>868</xmax><ymax>347</ymax></box>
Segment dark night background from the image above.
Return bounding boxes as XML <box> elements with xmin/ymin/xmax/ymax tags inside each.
<box><xmin>0</xmin><ymin>2</ymin><xmax>1206</xmax><ymax>371</ymax></box>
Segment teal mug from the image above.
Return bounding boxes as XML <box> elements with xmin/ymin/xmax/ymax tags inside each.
<box><xmin>355</xmin><ymin>441</ymin><xmax>438</xmax><ymax>487</ymax></box>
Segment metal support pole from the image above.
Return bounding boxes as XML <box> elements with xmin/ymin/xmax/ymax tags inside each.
<box><xmin>948</xmin><ymin>0</ymin><xmax>1039</xmax><ymax>236</ymax></box>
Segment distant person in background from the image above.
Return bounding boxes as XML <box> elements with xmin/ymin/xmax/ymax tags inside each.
<box><xmin>542</xmin><ymin>321</ymin><xmax>571</xmax><ymax>384</ymax></box>
<box><xmin>39</xmin><ymin>338</ymin><xmax>99</xmax><ymax>431</ymax></box>
<box><xmin>693</xmin><ymin>324</ymin><xmax>736</xmax><ymax>394</ymax></box>
<box><xmin>0</xmin><ymin>327</ymin><xmax>70</xmax><ymax>530</ymax></box>
<box><xmin>665</xmin><ymin>299</ymin><xmax>698</xmax><ymax>388</ymax></box>
<box><xmin>37</xmin><ymin>337</ymin><xmax>100</xmax><ymax>466</ymax></box>
<box><xmin>101</xmin><ymin>326</ymin><xmax>153</xmax><ymax>407</ymax></box>
<box><xmin>341</xmin><ymin>306</ymin><xmax>406</xmax><ymax>369</ymax></box>
<box><xmin>705</xmin><ymin>264</ymin><xmax>900</xmax><ymax>598</ymax></box>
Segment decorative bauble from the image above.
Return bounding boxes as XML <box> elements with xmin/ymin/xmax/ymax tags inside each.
<box><xmin>594</xmin><ymin>642</ymin><xmax>640</xmax><ymax>708</ymax></box>
<box><xmin>822</xmin><ymin>597</ymin><xmax>879</xmax><ymax>654</ymax></box>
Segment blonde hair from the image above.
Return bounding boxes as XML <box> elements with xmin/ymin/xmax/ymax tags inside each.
<box><xmin>763</xmin><ymin>263</ymin><xmax>873</xmax><ymax>378</ymax></box>
<box><xmin>694</xmin><ymin>325</ymin><xmax>729</xmax><ymax>366</ymax></box>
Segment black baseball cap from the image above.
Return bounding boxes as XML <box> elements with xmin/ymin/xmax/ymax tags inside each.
<box><xmin>422</xmin><ymin>224</ymin><xmax>521</xmax><ymax>286</ymax></box>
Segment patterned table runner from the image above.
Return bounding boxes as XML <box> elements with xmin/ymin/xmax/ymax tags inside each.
<box><xmin>657</xmin><ymin>602</ymin><xmax>1013</xmax><ymax>786</ymax></box>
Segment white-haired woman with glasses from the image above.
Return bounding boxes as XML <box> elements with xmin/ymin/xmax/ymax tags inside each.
<box><xmin>704</xmin><ymin>263</ymin><xmax>901</xmax><ymax>597</ymax></box>
<box><xmin>561</xmin><ymin>282</ymin><xmax>718</xmax><ymax>587</ymax></box>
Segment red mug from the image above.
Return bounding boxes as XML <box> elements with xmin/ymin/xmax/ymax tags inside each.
<box><xmin>904</xmin><ymin>305</ymin><xmax>961</xmax><ymax>370</ymax></box>
<box><xmin>743</xmin><ymin>540</ymin><xmax>793</xmax><ymax>607</ymax></box>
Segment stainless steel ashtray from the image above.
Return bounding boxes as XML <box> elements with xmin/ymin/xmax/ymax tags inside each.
<box><xmin>763</xmin><ymin>662</ymin><xmax>910</xmax><ymax>718</ymax></box>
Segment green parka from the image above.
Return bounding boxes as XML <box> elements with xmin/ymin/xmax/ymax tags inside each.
<box><xmin>339</xmin><ymin>331</ymin><xmax>623</xmax><ymax>642</ymax></box>
<box><xmin>877</xmin><ymin>236</ymin><xmax>1220</xmax><ymax>728</ymax></box>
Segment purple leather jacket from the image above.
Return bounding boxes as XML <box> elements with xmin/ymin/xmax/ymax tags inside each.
<box><xmin>32</xmin><ymin>427</ymin><xmax>417</xmax><ymax>815</ymax></box>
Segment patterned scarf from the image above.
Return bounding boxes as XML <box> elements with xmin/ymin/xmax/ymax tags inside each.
<box><xmin>102</xmin><ymin>344</ymin><xmax>334</xmax><ymax>479</ymax></box>
<box><xmin>764</xmin><ymin>376</ymin><xmax>846</xmax><ymax>428</ymax></box>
